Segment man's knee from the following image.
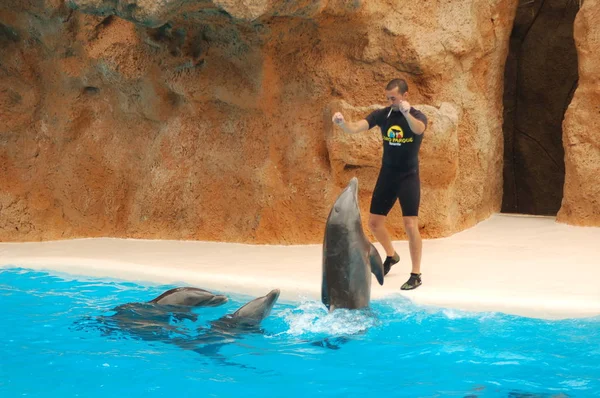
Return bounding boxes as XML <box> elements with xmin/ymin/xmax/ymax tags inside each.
<box><xmin>403</xmin><ymin>217</ymin><xmax>420</xmax><ymax>235</ymax></box>
<box><xmin>368</xmin><ymin>214</ymin><xmax>386</xmax><ymax>233</ymax></box>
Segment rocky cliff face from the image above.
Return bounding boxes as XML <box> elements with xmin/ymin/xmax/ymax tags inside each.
<box><xmin>502</xmin><ymin>0</ymin><xmax>579</xmax><ymax>216</ymax></box>
<box><xmin>0</xmin><ymin>0</ymin><xmax>595</xmax><ymax>244</ymax></box>
<box><xmin>558</xmin><ymin>0</ymin><xmax>600</xmax><ymax>226</ymax></box>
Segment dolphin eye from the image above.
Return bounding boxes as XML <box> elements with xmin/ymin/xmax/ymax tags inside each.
<box><xmin>334</xmin><ymin>206</ymin><xmax>340</xmax><ymax>213</ymax></box>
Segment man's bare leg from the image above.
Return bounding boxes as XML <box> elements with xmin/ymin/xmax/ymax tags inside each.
<box><xmin>368</xmin><ymin>213</ymin><xmax>395</xmax><ymax>256</ymax></box>
<box><xmin>368</xmin><ymin>213</ymin><xmax>400</xmax><ymax>275</ymax></box>
<box><xmin>401</xmin><ymin>216</ymin><xmax>422</xmax><ymax>289</ymax></box>
<box><xmin>403</xmin><ymin>216</ymin><xmax>421</xmax><ymax>273</ymax></box>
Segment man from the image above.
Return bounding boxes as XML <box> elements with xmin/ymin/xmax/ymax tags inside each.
<box><xmin>331</xmin><ymin>78</ymin><xmax>427</xmax><ymax>290</ymax></box>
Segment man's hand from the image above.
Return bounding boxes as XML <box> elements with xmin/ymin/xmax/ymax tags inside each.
<box><xmin>399</xmin><ymin>100</ymin><xmax>411</xmax><ymax>114</ymax></box>
<box><xmin>332</xmin><ymin>112</ymin><xmax>345</xmax><ymax>125</ymax></box>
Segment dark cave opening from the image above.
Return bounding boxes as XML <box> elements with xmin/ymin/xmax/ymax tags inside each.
<box><xmin>501</xmin><ymin>0</ymin><xmax>580</xmax><ymax>215</ymax></box>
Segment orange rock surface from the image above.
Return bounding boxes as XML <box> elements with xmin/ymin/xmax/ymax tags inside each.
<box><xmin>557</xmin><ymin>0</ymin><xmax>600</xmax><ymax>227</ymax></box>
<box><xmin>6</xmin><ymin>0</ymin><xmax>595</xmax><ymax>245</ymax></box>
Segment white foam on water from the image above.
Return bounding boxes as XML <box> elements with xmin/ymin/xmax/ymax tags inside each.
<box><xmin>380</xmin><ymin>295</ymin><xmax>503</xmax><ymax>322</ymax></box>
<box><xmin>277</xmin><ymin>298</ymin><xmax>378</xmax><ymax>337</ymax></box>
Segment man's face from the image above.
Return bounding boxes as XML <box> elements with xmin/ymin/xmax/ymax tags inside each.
<box><xmin>385</xmin><ymin>87</ymin><xmax>405</xmax><ymax>110</ymax></box>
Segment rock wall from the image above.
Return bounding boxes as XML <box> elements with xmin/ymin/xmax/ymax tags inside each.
<box><xmin>557</xmin><ymin>0</ymin><xmax>600</xmax><ymax>226</ymax></box>
<box><xmin>502</xmin><ymin>0</ymin><xmax>578</xmax><ymax>216</ymax></box>
<box><xmin>3</xmin><ymin>0</ymin><xmax>579</xmax><ymax>245</ymax></box>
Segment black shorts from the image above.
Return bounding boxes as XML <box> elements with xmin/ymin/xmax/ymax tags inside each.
<box><xmin>370</xmin><ymin>166</ymin><xmax>420</xmax><ymax>217</ymax></box>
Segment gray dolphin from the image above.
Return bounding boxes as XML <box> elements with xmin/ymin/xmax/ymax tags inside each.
<box><xmin>321</xmin><ymin>177</ymin><xmax>384</xmax><ymax>311</ymax></box>
<box><xmin>208</xmin><ymin>288</ymin><xmax>281</xmax><ymax>331</ymax></box>
<box><xmin>149</xmin><ymin>287</ymin><xmax>228</xmax><ymax>307</ymax></box>
<box><xmin>79</xmin><ymin>289</ymin><xmax>281</xmax><ymax>362</ymax></box>
<box><xmin>80</xmin><ymin>287</ymin><xmax>228</xmax><ymax>340</ymax></box>
<box><xmin>173</xmin><ymin>288</ymin><xmax>281</xmax><ymax>369</ymax></box>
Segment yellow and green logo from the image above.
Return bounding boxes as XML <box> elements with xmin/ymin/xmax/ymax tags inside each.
<box><xmin>384</xmin><ymin>125</ymin><xmax>413</xmax><ymax>144</ymax></box>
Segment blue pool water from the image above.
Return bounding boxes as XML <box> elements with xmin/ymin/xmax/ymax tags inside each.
<box><xmin>1</xmin><ymin>267</ymin><xmax>599</xmax><ymax>397</ymax></box>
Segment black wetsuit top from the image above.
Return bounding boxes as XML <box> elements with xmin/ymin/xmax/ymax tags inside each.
<box><xmin>365</xmin><ymin>107</ymin><xmax>428</xmax><ymax>171</ymax></box>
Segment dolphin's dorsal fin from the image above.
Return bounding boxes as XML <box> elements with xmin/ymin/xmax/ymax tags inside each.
<box><xmin>369</xmin><ymin>243</ymin><xmax>384</xmax><ymax>285</ymax></box>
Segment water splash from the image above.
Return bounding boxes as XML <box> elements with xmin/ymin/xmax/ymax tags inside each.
<box><xmin>277</xmin><ymin>298</ymin><xmax>380</xmax><ymax>337</ymax></box>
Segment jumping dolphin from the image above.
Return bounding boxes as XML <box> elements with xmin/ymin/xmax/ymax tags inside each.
<box><xmin>321</xmin><ymin>177</ymin><xmax>384</xmax><ymax>311</ymax></box>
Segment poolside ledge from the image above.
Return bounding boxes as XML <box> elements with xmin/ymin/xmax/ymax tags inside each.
<box><xmin>1</xmin><ymin>213</ymin><xmax>599</xmax><ymax>320</ymax></box>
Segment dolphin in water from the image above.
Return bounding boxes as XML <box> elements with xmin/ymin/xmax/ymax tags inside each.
<box><xmin>149</xmin><ymin>287</ymin><xmax>228</xmax><ymax>307</ymax></box>
<box><xmin>76</xmin><ymin>288</ymin><xmax>281</xmax><ymax>365</ymax></box>
<box><xmin>78</xmin><ymin>287</ymin><xmax>229</xmax><ymax>340</ymax></box>
<box><xmin>109</xmin><ymin>286</ymin><xmax>228</xmax><ymax>326</ymax></box>
<box><xmin>321</xmin><ymin>177</ymin><xmax>384</xmax><ymax>311</ymax></box>
<box><xmin>174</xmin><ymin>288</ymin><xmax>281</xmax><ymax>368</ymax></box>
<box><xmin>173</xmin><ymin>289</ymin><xmax>281</xmax><ymax>349</ymax></box>
<box><xmin>207</xmin><ymin>288</ymin><xmax>280</xmax><ymax>332</ymax></box>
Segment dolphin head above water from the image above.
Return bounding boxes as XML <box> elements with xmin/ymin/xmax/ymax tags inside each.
<box><xmin>327</xmin><ymin>177</ymin><xmax>361</xmax><ymax>229</ymax></box>
<box><xmin>230</xmin><ymin>289</ymin><xmax>280</xmax><ymax>325</ymax></box>
<box><xmin>211</xmin><ymin>289</ymin><xmax>281</xmax><ymax>330</ymax></box>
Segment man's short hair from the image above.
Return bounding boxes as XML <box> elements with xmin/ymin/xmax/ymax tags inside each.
<box><xmin>386</xmin><ymin>79</ymin><xmax>409</xmax><ymax>94</ymax></box>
